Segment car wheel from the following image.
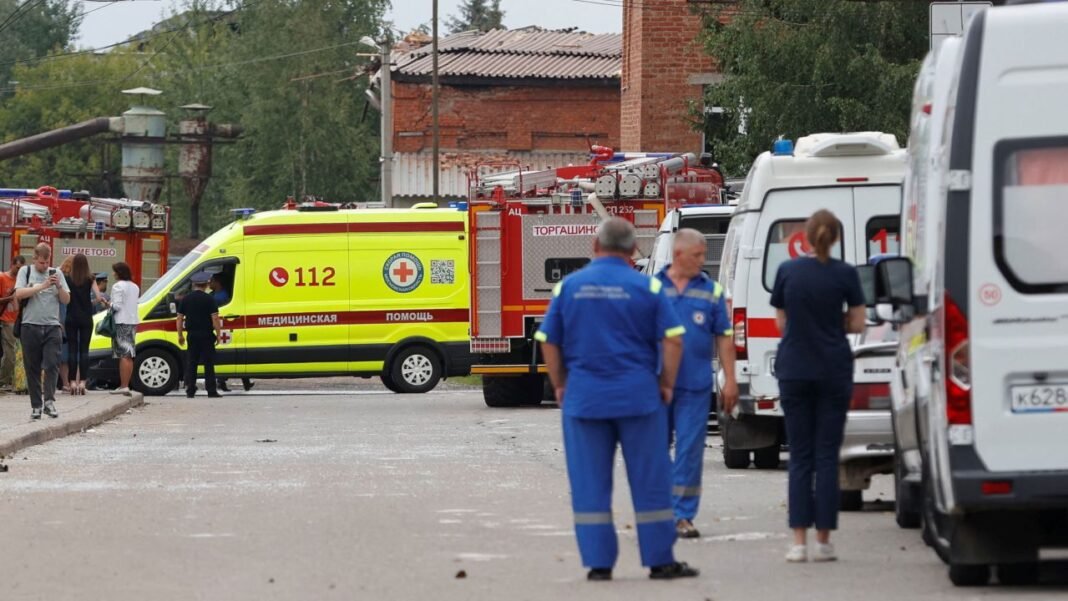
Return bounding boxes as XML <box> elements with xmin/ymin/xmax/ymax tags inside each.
<box><xmin>997</xmin><ymin>563</ymin><xmax>1039</xmax><ymax>586</ymax></box>
<box><xmin>949</xmin><ymin>564</ymin><xmax>991</xmax><ymax>587</ymax></box>
<box><xmin>753</xmin><ymin>445</ymin><xmax>780</xmax><ymax>469</ymax></box>
<box><xmin>839</xmin><ymin>490</ymin><xmax>864</xmax><ymax>512</ymax></box>
<box><xmin>388</xmin><ymin>345</ymin><xmax>442</xmax><ymax>394</ymax></box>
<box><xmin>380</xmin><ymin>372</ymin><xmax>402</xmax><ymax>393</ymax></box>
<box><xmin>894</xmin><ymin>451</ymin><xmax>922</xmax><ymax>529</ymax></box>
<box><xmin>133</xmin><ymin>348</ymin><xmax>179</xmax><ymax>396</ymax></box>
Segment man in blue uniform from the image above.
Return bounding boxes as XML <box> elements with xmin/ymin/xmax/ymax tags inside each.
<box><xmin>535</xmin><ymin>217</ymin><xmax>699</xmax><ymax>582</ymax></box>
<box><xmin>655</xmin><ymin>229</ymin><xmax>738</xmax><ymax>539</ymax></box>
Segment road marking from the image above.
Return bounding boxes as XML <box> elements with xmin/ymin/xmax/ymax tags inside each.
<box><xmin>704</xmin><ymin>531</ymin><xmax>786</xmax><ymax>542</ymax></box>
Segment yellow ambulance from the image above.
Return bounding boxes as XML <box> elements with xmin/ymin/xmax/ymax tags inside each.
<box><xmin>87</xmin><ymin>204</ymin><xmax>472</xmax><ymax>395</ymax></box>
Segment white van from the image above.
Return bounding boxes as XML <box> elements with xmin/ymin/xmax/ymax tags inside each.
<box><xmin>889</xmin><ymin>35</ymin><xmax>964</xmax><ymax>531</ymax></box>
<box><xmin>644</xmin><ymin>205</ymin><xmax>735</xmax><ymax>279</ymax></box>
<box><xmin>717</xmin><ymin>132</ymin><xmax>905</xmax><ymax>469</ymax></box>
<box><xmin>868</xmin><ymin>3</ymin><xmax>1068</xmax><ymax>587</ymax></box>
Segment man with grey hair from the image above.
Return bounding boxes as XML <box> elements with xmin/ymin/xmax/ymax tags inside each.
<box><xmin>655</xmin><ymin>228</ymin><xmax>738</xmax><ymax>539</ymax></box>
<box><xmin>536</xmin><ymin>217</ymin><xmax>699</xmax><ymax>581</ymax></box>
<box><xmin>15</xmin><ymin>243</ymin><xmax>70</xmax><ymax>419</ymax></box>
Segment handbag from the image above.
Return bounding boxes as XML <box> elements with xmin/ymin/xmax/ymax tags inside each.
<box><xmin>95</xmin><ymin>309</ymin><xmax>116</xmax><ymax>338</ymax></box>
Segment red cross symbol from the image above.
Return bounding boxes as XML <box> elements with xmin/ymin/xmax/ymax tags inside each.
<box><xmin>392</xmin><ymin>261</ymin><xmax>415</xmax><ymax>283</ymax></box>
<box><xmin>219</xmin><ymin>330</ymin><xmax>232</xmax><ymax>344</ymax></box>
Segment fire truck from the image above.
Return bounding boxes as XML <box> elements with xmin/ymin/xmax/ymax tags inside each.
<box><xmin>0</xmin><ymin>186</ymin><xmax>170</xmax><ymax>288</ymax></box>
<box><xmin>467</xmin><ymin>148</ymin><xmax>725</xmax><ymax>407</ymax></box>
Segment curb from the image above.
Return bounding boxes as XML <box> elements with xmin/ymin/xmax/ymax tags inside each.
<box><xmin>0</xmin><ymin>392</ymin><xmax>145</xmax><ymax>458</ymax></box>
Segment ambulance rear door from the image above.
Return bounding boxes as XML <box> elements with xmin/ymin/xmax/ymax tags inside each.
<box><xmin>748</xmin><ymin>187</ymin><xmax>855</xmax><ymax>398</ymax></box>
<box><xmin>851</xmin><ymin>185</ymin><xmax>903</xmax><ymax>262</ymax></box>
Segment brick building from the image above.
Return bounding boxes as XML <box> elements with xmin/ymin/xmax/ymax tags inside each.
<box><xmin>386</xmin><ymin>28</ymin><xmax>622</xmax><ymax>205</ymax></box>
<box><xmin>621</xmin><ymin>0</ymin><xmax>720</xmax><ymax>153</ymax></box>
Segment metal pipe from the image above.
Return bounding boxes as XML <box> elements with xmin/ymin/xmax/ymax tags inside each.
<box><xmin>380</xmin><ymin>39</ymin><xmax>394</xmax><ymax>207</ymax></box>
<box><xmin>432</xmin><ymin>0</ymin><xmax>440</xmax><ymax>202</ymax></box>
<box><xmin>0</xmin><ymin>117</ymin><xmax>121</xmax><ymax>162</ymax></box>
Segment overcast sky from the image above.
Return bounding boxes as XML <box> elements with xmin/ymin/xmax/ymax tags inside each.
<box><xmin>72</xmin><ymin>0</ymin><xmax>622</xmax><ymax>49</ymax></box>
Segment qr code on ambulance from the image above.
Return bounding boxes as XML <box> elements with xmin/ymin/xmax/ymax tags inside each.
<box><xmin>430</xmin><ymin>259</ymin><xmax>455</xmax><ymax>284</ymax></box>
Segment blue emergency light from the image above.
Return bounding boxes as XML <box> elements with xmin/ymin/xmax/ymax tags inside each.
<box><xmin>448</xmin><ymin>201</ymin><xmax>468</xmax><ymax>211</ymax></box>
<box><xmin>772</xmin><ymin>138</ymin><xmax>794</xmax><ymax>156</ymax></box>
<box><xmin>230</xmin><ymin>208</ymin><xmax>256</xmax><ymax>220</ymax></box>
<box><xmin>94</xmin><ymin>221</ymin><xmax>105</xmax><ymax>235</ymax></box>
<box><xmin>0</xmin><ymin>188</ymin><xmax>73</xmax><ymax>199</ymax></box>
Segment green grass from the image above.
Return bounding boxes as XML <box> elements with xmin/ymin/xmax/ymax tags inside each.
<box><xmin>447</xmin><ymin>375</ymin><xmax>483</xmax><ymax>387</ymax></box>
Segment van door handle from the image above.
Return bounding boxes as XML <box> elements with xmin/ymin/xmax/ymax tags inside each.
<box><xmin>223</xmin><ymin>315</ymin><xmax>241</xmax><ymax>319</ymax></box>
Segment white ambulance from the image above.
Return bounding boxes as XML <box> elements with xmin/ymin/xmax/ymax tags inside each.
<box><xmin>717</xmin><ymin>132</ymin><xmax>905</xmax><ymax>469</ymax></box>
<box><xmin>867</xmin><ymin>2</ymin><xmax>1068</xmax><ymax>586</ymax></box>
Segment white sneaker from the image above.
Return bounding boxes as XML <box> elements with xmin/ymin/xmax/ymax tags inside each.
<box><xmin>110</xmin><ymin>387</ymin><xmax>131</xmax><ymax>396</ymax></box>
<box><xmin>785</xmin><ymin>544</ymin><xmax>808</xmax><ymax>563</ymax></box>
<box><xmin>812</xmin><ymin>543</ymin><xmax>837</xmax><ymax>562</ymax></box>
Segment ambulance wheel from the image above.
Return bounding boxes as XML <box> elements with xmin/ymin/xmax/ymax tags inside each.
<box><xmin>133</xmin><ymin>348</ymin><xmax>179</xmax><ymax>396</ymax></box>
<box><xmin>389</xmin><ymin>345</ymin><xmax>441</xmax><ymax>393</ymax></box>
<box><xmin>380</xmin><ymin>373</ymin><xmax>402</xmax><ymax>394</ymax></box>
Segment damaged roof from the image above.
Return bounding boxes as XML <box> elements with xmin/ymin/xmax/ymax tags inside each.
<box><xmin>393</xmin><ymin>27</ymin><xmax>622</xmax><ymax>83</ymax></box>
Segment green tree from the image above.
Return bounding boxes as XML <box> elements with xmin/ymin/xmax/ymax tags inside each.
<box><xmin>446</xmin><ymin>0</ymin><xmax>505</xmax><ymax>33</ymax></box>
<box><xmin>699</xmin><ymin>0</ymin><xmax>928</xmax><ymax>175</ymax></box>
<box><xmin>0</xmin><ymin>0</ymin><xmax>81</xmax><ymax>97</ymax></box>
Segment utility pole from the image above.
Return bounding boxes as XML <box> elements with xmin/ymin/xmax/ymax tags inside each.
<box><xmin>380</xmin><ymin>38</ymin><xmax>393</xmax><ymax>207</ymax></box>
<box><xmin>432</xmin><ymin>0</ymin><xmax>440</xmax><ymax>201</ymax></box>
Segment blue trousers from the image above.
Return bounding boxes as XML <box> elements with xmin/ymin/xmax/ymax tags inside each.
<box><xmin>562</xmin><ymin>408</ymin><xmax>676</xmax><ymax>569</ymax></box>
<box><xmin>779</xmin><ymin>379</ymin><xmax>851</xmax><ymax>530</ymax></box>
<box><xmin>669</xmin><ymin>387</ymin><xmax>712</xmax><ymax>521</ymax></box>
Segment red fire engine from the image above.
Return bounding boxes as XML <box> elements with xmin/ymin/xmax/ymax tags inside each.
<box><xmin>0</xmin><ymin>186</ymin><xmax>170</xmax><ymax>288</ymax></box>
<box><xmin>467</xmin><ymin>148</ymin><xmax>725</xmax><ymax>407</ymax></box>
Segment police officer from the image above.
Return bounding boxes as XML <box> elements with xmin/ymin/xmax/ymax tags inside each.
<box><xmin>655</xmin><ymin>228</ymin><xmax>739</xmax><ymax>539</ymax></box>
<box><xmin>536</xmin><ymin>217</ymin><xmax>698</xmax><ymax>581</ymax></box>
<box><xmin>177</xmin><ymin>272</ymin><xmax>222</xmax><ymax>398</ymax></box>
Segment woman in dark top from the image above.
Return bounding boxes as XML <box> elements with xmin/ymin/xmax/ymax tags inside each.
<box><xmin>769</xmin><ymin>209</ymin><xmax>866</xmax><ymax>563</ymax></box>
<box><xmin>64</xmin><ymin>253</ymin><xmax>103</xmax><ymax>395</ymax></box>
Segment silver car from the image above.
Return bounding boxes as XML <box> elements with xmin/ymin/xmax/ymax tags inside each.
<box><xmin>839</xmin><ymin>323</ymin><xmax>897</xmax><ymax>511</ymax></box>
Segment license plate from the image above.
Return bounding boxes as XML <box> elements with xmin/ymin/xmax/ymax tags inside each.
<box><xmin>1010</xmin><ymin>384</ymin><xmax>1068</xmax><ymax>414</ymax></box>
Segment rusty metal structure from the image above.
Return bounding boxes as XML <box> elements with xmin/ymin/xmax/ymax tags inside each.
<box><xmin>0</xmin><ymin>88</ymin><xmax>242</xmax><ymax>239</ymax></box>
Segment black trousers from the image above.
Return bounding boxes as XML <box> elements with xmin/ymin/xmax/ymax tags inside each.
<box><xmin>67</xmin><ymin>322</ymin><xmax>93</xmax><ymax>381</ymax></box>
<box><xmin>185</xmin><ymin>333</ymin><xmax>218</xmax><ymax>396</ymax></box>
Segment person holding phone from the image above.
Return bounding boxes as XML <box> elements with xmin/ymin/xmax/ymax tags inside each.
<box><xmin>14</xmin><ymin>244</ymin><xmax>70</xmax><ymax>419</ymax></box>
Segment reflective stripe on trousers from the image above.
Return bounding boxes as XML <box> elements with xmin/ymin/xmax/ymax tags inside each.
<box><xmin>563</xmin><ymin>407</ymin><xmax>677</xmax><ymax>569</ymax></box>
<box><xmin>670</xmin><ymin>387</ymin><xmax>712</xmax><ymax>521</ymax></box>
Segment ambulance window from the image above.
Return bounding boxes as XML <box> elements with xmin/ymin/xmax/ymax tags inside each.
<box><xmin>763</xmin><ymin>219</ymin><xmax>843</xmax><ymax>291</ymax></box>
<box><xmin>141</xmin><ymin>250</ymin><xmax>202</xmax><ymax>302</ymax></box>
<box><xmin>866</xmin><ymin>216</ymin><xmax>901</xmax><ymax>260</ymax></box>
<box><xmin>206</xmin><ymin>264</ymin><xmax>236</xmax><ymax>306</ymax></box>
<box><xmin>995</xmin><ymin>143</ymin><xmax>1068</xmax><ymax>291</ymax></box>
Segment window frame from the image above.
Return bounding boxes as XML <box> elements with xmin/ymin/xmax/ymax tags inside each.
<box><xmin>993</xmin><ymin>136</ymin><xmax>1068</xmax><ymax>294</ymax></box>
<box><xmin>761</xmin><ymin>218</ymin><xmax>845</xmax><ymax>292</ymax></box>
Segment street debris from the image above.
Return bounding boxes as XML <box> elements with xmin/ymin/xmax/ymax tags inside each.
<box><xmin>256</xmin><ymin>439</ymin><xmax>278</xmax><ymax>443</ymax></box>
<box><xmin>455</xmin><ymin>570</ymin><xmax>467</xmax><ymax>579</ymax></box>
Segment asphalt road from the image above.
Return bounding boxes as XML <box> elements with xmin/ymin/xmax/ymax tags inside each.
<box><xmin>0</xmin><ymin>386</ymin><xmax>1065</xmax><ymax>600</ymax></box>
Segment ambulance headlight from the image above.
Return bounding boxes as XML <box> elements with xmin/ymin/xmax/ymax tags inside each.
<box><xmin>112</xmin><ymin>209</ymin><xmax>132</xmax><ymax>228</ymax></box>
<box><xmin>132</xmin><ymin>211</ymin><xmax>151</xmax><ymax>229</ymax></box>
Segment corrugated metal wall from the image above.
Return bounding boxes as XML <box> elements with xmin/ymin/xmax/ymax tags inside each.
<box><xmin>391</xmin><ymin>151</ymin><xmax>591</xmax><ymax>200</ymax></box>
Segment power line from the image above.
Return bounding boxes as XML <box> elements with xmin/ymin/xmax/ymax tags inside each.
<box><xmin>0</xmin><ymin>0</ymin><xmax>49</xmax><ymax>35</ymax></box>
<box><xmin>0</xmin><ymin>4</ymin><xmax>247</xmax><ymax>69</ymax></box>
<box><xmin>0</xmin><ymin>38</ymin><xmax>373</xmax><ymax>94</ymax></box>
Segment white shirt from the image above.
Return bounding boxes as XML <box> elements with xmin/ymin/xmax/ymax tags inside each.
<box><xmin>110</xmin><ymin>280</ymin><xmax>140</xmax><ymax>325</ymax></box>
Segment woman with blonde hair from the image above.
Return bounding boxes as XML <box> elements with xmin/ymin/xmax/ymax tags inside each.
<box><xmin>769</xmin><ymin>209</ymin><xmax>866</xmax><ymax>563</ymax></box>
